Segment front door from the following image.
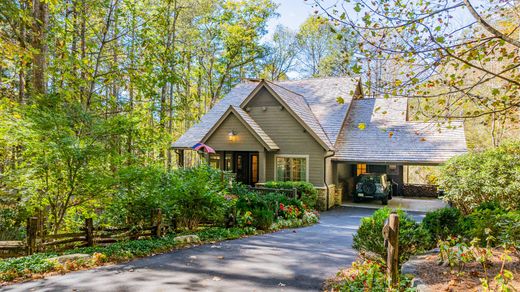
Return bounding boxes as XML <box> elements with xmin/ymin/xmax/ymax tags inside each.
<box><xmin>234</xmin><ymin>152</ymin><xmax>258</xmax><ymax>186</ymax></box>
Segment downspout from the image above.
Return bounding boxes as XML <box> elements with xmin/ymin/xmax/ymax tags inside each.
<box><xmin>324</xmin><ymin>150</ymin><xmax>336</xmax><ymax>211</ymax></box>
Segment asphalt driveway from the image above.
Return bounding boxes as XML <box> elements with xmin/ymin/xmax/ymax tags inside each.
<box><xmin>2</xmin><ymin>207</ymin><xmax>425</xmax><ymax>292</ymax></box>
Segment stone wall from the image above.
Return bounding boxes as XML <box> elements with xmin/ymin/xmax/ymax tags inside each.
<box><xmin>402</xmin><ymin>184</ymin><xmax>438</xmax><ymax>198</ymax></box>
<box><xmin>316</xmin><ymin>184</ymin><xmax>342</xmax><ymax>211</ymax></box>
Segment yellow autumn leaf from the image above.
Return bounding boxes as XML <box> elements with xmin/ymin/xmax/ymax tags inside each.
<box><xmin>358</xmin><ymin>123</ymin><xmax>366</xmax><ymax>130</ymax></box>
<box><xmin>388</xmin><ymin>131</ymin><xmax>394</xmax><ymax>138</ymax></box>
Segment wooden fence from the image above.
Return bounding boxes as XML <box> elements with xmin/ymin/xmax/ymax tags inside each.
<box><xmin>0</xmin><ymin>209</ymin><xmax>164</xmax><ymax>259</ymax></box>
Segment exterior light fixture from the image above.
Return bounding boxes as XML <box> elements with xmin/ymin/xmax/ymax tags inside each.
<box><xmin>228</xmin><ymin>130</ymin><xmax>237</xmax><ymax>142</ymax></box>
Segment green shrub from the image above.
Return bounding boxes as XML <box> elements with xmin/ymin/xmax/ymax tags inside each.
<box><xmin>494</xmin><ymin>212</ymin><xmax>520</xmax><ymax>248</ymax></box>
<box><xmin>236</xmin><ymin>192</ymin><xmax>268</xmax><ymax>212</ymax></box>
<box><xmin>353</xmin><ymin>207</ymin><xmax>432</xmax><ymax>265</ymax></box>
<box><xmin>264</xmin><ymin>181</ymin><xmax>318</xmax><ymax>208</ymax></box>
<box><xmin>422</xmin><ymin>207</ymin><xmax>463</xmax><ymax>242</ymax></box>
<box><xmin>438</xmin><ymin>141</ymin><xmax>520</xmax><ymax>214</ymax></box>
<box><xmin>227</xmin><ymin>182</ymin><xmax>251</xmax><ymax>196</ymax></box>
<box><xmin>165</xmin><ymin>165</ymin><xmax>231</xmax><ymax>229</ymax></box>
<box><xmin>460</xmin><ymin>202</ymin><xmax>519</xmax><ymax>247</ymax></box>
<box><xmin>103</xmin><ymin>166</ymin><xmax>167</xmax><ymax>227</ymax></box>
<box><xmin>327</xmin><ymin>259</ymin><xmax>414</xmax><ymax>292</ymax></box>
<box><xmin>252</xmin><ymin>209</ymin><xmax>274</xmax><ymax>230</ymax></box>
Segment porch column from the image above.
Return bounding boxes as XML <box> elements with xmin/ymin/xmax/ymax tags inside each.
<box><xmin>258</xmin><ymin>150</ymin><xmax>266</xmax><ymax>183</ymax></box>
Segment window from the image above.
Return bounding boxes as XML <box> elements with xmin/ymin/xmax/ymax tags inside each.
<box><xmin>356</xmin><ymin>164</ymin><xmax>367</xmax><ymax>176</ymax></box>
<box><xmin>275</xmin><ymin>155</ymin><xmax>308</xmax><ymax>182</ymax></box>
<box><xmin>251</xmin><ymin>154</ymin><xmax>258</xmax><ymax>184</ymax></box>
<box><xmin>209</xmin><ymin>153</ymin><xmax>221</xmax><ymax>169</ymax></box>
<box><xmin>224</xmin><ymin>153</ymin><xmax>233</xmax><ymax>171</ymax></box>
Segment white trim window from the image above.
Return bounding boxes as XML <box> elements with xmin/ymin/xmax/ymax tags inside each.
<box><xmin>275</xmin><ymin>155</ymin><xmax>309</xmax><ymax>182</ymax></box>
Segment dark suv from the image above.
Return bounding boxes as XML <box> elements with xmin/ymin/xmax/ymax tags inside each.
<box><xmin>353</xmin><ymin>173</ymin><xmax>393</xmax><ymax>205</ymax></box>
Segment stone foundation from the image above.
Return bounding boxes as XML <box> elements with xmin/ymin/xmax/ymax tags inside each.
<box><xmin>316</xmin><ymin>184</ymin><xmax>342</xmax><ymax>211</ymax></box>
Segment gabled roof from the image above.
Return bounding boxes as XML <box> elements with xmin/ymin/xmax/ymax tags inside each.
<box><xmin>239</xmin><ymin>81</ymin><xmax>334</xmax><ymax>150</ymax></box>
<box><xmin>172</xmin><ymin>77</ymin><xmax>357</xmax><ymax>150</ymax></box>
<box><xmin>272</xmin><ymin>77</ymin><xmax>357</xmax><ymax>144</ymax></box>
<box><xmin>172</xmin><ymin>82</ymin><xmax>258</xmax><ymax>149</ymax></box>
<box><xmin>172</xmin><ymin>77</ymin><xmax>467</xmax><ymax>164</ymax></box>
<box><xmin>201</xmin><ymin>106</ymin><xmax>279</xmax><ymax>151</ymax></box>
<box><xmin>333</xmin><ymin>98</ymin><xmax>468</xmax><ymax>164</ymax></box>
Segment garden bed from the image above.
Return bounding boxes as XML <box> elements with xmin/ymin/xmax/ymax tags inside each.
<box><xmin>411</xmin><ymin>248</ymin><xmax>520</xmax><ymax>291</ymax></box>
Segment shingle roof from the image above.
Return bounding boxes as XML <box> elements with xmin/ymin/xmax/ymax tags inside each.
<box><xmin>172</xmin><ymin>82</ymin><xmax>258</xmax><ymax>149</ymax></box>
<box><xmin>266</xmin><ymin>81</ymin><xmax>334</xmax><ymax>149</ymax></box>
<box><xmin>273</xmin><ymin>77</ymin><xmax>357</xmax><ymax>144</ymax></box>
<box><xmin>333</xmin><ymin>98</ymin><xmax>468</xmax><ymax>164</ymax></box>
<box><xmin>228</xmin><ymin>106</ymin><xmax>279</xmax><ymax>151</ymax></box>
<box><xmin>172</xmin><ymin>78</ymin><xmax>467</xmax><ymax>164</ymax></box>
<box><xmin>172</xmin><ymin>77</ymin><xmax>357</xmax><ymax>149</ymax></box>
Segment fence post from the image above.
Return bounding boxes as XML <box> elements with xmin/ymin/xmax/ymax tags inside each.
<box><xmin>85</xmin><ymin>218</ymin><xmax>94</xmax><ymax>247</ymax></box>
<box><xmin>27</xmin><ymin>217</ymin><xmax>38</xmax><ymax>255</ymax></box>
<box><xmin>155</xmin><ymin>209</ymin><xmax>163</xmax><ymax>238</ymax></box>
<box><xmin>383</xmin><ymin>212</ymin><xmax>399</xmax><ymax>288</ymax></box>
<box><xmin>292</xmin><ymin>187</ymin><xmax>297</xmax><ymax>199</ymax></box>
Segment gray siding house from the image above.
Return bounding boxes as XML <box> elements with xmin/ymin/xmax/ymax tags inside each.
<box><xmin>172</xmin><ymin>77</ymin><xmax>467</xmax><ymax>208</ymax></box>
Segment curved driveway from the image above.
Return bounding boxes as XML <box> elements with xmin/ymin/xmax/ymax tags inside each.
<box><xmin>2</xmin><ymin>207</ymin><xmax>425</xmax><ymax>292</ymax></box>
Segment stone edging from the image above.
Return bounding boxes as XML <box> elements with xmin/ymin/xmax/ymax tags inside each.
<box><xmin>401</xmin><ymin>248</ymin><xmax>439</xmax><ymax>292</ymax></box>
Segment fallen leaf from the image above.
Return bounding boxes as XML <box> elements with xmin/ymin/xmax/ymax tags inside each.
<box><xmin>357</xmin><ymin>123</ymin><xmax>366</xmax><ymax>130</ymax></box>
<box><xmin>388</xmin><ymin>131</ymin><xmax>394</xmax><ymax>138</ymax></box>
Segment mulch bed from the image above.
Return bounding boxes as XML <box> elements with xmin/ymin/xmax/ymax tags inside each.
<box><xmin>414</xmin><ymin>248</ymin><xmax>520</xmax><ymax>291</ymax></box>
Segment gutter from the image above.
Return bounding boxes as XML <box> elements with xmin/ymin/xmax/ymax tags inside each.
<box><xmin>324</xmin><ymin>150</ymin><xmax>336</xmax><ymax>211</ymax></box>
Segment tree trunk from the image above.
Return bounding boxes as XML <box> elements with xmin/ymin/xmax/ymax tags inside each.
<box><xmin>31</xmin><ymin>0</ymin><xmax>48</xmax><ymax>96</ymax></box>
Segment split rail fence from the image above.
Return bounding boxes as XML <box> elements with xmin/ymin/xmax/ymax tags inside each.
<box><xmin>0</xmin><ymin>209</ymin><xmax>164</xmax><ymax>259</ymax></box>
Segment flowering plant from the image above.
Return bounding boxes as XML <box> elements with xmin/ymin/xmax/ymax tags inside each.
<box><xmin>279</xmin><ymin>203</ymin><xmax>301</xmax><ymax>219</ymax></box>
<box><xmin>237</xmin><ymin>210</ymin><xmax>254</xmax><ymax>227</ymax></box>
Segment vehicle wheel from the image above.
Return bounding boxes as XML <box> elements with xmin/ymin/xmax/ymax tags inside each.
<box><xmin>382</xmin><ymin>196</ymin><xmax>388</xmax><ymax>205</ymax></box>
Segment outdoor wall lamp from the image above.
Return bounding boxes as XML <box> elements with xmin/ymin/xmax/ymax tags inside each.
<box><xmin>228</xmin><ymin>130</ymin><xmax>237</xmax><ymax>142</ymax></box>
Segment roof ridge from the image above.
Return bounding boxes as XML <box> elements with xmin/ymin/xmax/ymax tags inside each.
<box><xmin>274</xmin><ymin>76</ymin><xmax>353</xmax><ymax>82</ymax></box>
<box><xmin>265</xmin><ymin>81</ymin><xmax>334</xmax><ymax>147</ymax></box>
<box><xmin>265</xmin><ymin>81</ymin><xmax>305</xmax><ymax>98</ymax></box>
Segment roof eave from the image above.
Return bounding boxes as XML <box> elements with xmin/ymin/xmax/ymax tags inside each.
<box><xmin>201</xmin><ymin>106</ymin><xmax>279</xmax><ymax>151</ymax></box>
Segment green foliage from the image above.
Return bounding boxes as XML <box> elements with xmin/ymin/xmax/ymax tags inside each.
<box><xmin>353</xmin><ymin>207</ymin><xmax>432</xmax><ymax>265</ymax></box>
<box><xmin>166</xmin><ymin>166</ymin><xmax>231</xmax><ymax>229</ymax></box>
<box><xmin>438</xmin><ymin>141</ymin><xmax>520</xmax><ymax>214</ymax></box>
<box><xmin>326</xmin><ymin>259</ymin><xmax>414</xmax><ymax>292</ymax></box>
<box><xmin>264</xmin><ymin>181</ymin><xmax>318</xmax><ymax>208</ymax></box>
<box><xmin>102</xmin><ymin>166</ymin><xmax>167</xmax><ymax>227</ymax></box>
<box><xmin>0</xmin><ymin>253</ymin><xmax>58</xmax><ymax>281</ymax></box>
<box><xmin>251</xmin><ymin>209</ymin><xmax>274</xmax><ymax>230</ymax></box>
<box><xmin>422</xmin><ymin>207</ymin><xmax>463</xmax><ymax>242</ymax></box>
<box><xmin>270</xmin><ymin>210</ymin><xmax>319</xmax><ymax>230</ymax></box>
<box><xmin>236</xmin><ymin>192</ymin><xmax>269</xmax><ymax>212</ymax></box>
<box><xmin>460</xmin><ymin>203</ymin><xmax>520</xmax><ymax>247</ymax></box>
